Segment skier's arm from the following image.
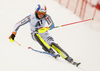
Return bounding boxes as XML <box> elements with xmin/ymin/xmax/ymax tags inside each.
<box><xmin>45</xmin><ymin>15</ymin><xmax>55</xmax><ymax>30</ymax></box>
<box><xmin>9</xmin><ymin>15</ymin><xmax>31</xmax><ymax>41</ymax></box>
<box><xmin>13</xmin><ymin>15</ymin><xmax>31</xmax><ymax>33</ymax></box>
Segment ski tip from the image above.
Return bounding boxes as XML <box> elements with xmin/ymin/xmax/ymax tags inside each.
<box><xmin>28</xmin><ymin>47</ymin><xmax>31</xmax><ymax>49</ymax></box>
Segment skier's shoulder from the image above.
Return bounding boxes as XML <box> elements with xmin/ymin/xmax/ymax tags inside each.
<box><xmin>29</xmin><ymin>13</ymin><xmax>34</xmax><ymax>18</ymax></box>
<box><xmin>45</xmin><ymin>14</ymin><xmax>52</xmax><ymax>20</ymax></box>
<box><xmin>29</xmin><ymin>13</ymin><xmax>38</xmax><ymax>19</ymax></box>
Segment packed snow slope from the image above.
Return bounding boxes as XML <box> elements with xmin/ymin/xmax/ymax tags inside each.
<box><xmin>0</xmin><ymin>0</ymin><xmax>100</xmax><ymax>71</ymax></box>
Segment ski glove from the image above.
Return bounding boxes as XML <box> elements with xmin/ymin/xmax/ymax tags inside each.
<box><xmin>9</xmin><ymin>32</ymin><xmax>16</xmax><ymax>42</ymax></box>
<box><xmin>38</xmin><ymin>27</ymin><xmax>50</xmax><ymax>33</ymax></box>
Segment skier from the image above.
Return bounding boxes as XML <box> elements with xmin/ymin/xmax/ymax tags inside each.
<box><xmin>9</xmin><ymin>4</ymin><xmax>80</xmax><ymax>66</ymax></box>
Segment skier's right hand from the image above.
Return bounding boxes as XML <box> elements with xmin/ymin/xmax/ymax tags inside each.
<box><xmin>9</xmin><ymin>32</ymin><xmax>16</xmax><ymax>42</ymax></box>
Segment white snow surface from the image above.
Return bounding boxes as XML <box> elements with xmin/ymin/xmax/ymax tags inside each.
<box><xmin>0</xmin><ymin>0</ymin><xmax>100</xmax><ymax>71</ymax></box>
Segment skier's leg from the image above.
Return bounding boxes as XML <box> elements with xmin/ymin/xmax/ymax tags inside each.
<box><xmin>51</xmin><ymin>43</ymin><xmax>73</xmax><ymax>63</ymax></box>
<box><xmin>34</xmin><ymin>33</ymin><xmax>55</xmax><ymax>54</ymax></box>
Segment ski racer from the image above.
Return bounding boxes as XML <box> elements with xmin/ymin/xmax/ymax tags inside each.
<box><xmin>9</xmin><ymin>4</ymin><xmax>80</xmax><ymax>66</ymax></box>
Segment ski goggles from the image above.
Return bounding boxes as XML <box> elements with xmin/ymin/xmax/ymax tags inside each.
<box><xmin>37</xmin><ymin>11</ymin><xmax>46</xmax><ymax>15</ymax></box>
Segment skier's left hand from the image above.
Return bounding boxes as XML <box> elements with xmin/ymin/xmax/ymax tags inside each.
<box><xmin>9</xmin><ymin>32</ymin><xmax>16</xmax><ymax>42</ymax></box>
<box><xmin>38</xmin><ymin>27</ymin><xmax>50</xmax><ymax>33</ymax></box>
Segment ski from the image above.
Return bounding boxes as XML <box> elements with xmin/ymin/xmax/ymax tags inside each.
<box><xmin>28</xmin><ymin>47</ymin><xmax>80</xmax><ymax>67</ymax></box>
<box><xmin>28</xmin><ymin>47</ymin><xmax>60</xmax><ymax>57</ymax></box>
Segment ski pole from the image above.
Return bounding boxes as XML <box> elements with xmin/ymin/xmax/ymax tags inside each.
<box><xmin>10</xmin><ymin>38</ymin><xmax>21</xmax><ymax>46</ymax></box>
<box><xmin>52</xmin><ymin>18</ymin><xmax>93</xmax><ymax>29</ymax></box>
<box><xmin>38</xmin><ymin>18</ymin><xmax>93</xmax><ymax>33</ymax></box>
<box><xmin>28</xmin><ymin>47</ymin><xmax>60</xmax><ymax>57</ymax></box>
<box><xmin>14</xmin><ymin>40</ymin><xmax>21</xmax><ymax>46</ymax></box>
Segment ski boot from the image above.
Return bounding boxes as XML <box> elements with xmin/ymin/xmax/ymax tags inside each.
<box><xmin>65</xmin><ymin>57</ymin><xmax>81</xmax><ymax>67</ymax></box>
<box><xmin>42</xmin><ymin>47</ymin><xmax>60</xmax><ymax>58</ymax></box>
<box><xmin>53</xmin><ymin>54</ymin><xmax>60</xmax><ymax>58</ymax></box>
<box><xmin>49</xmin><ymin>48</ymin><xmax>60</xmax><ymax>58</ymax></box>
<box><xmin>73</xmin><ymin>62</ymin><xmax>81</xmax><ymax>67</ymax></box>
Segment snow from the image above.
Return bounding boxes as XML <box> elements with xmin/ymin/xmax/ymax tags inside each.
<box><xmin>0</xmin><ymin>0</ymin><xmax>100</xmax><ymax>71</ymax></box>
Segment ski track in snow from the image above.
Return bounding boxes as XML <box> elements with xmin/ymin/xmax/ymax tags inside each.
<box><xmin>0</xmin><ymin>0</ymin><xmax>100</xmax><ymax>71</ymax></box>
